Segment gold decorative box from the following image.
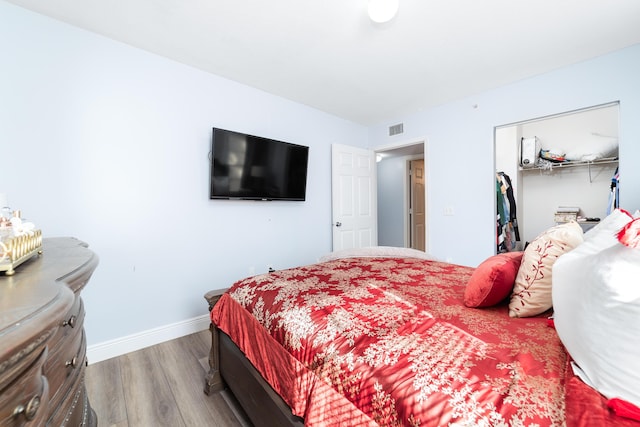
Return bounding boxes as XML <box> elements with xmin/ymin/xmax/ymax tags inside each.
<box><xmin>0</xmin><ymin>229</ymin><xmax>43</xmax><ymax>275</ymax></box>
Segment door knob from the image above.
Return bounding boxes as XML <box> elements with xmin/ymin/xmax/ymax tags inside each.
<box><xmin>335</xmin><ymin>222</ymin><xmax>342</xmax><ymax>227</ymax></box>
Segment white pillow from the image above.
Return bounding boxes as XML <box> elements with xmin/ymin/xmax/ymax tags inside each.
<box><xmin>319</xmin><ymin>246</ymin><xmax>437</xmax><ymax>262</ymax></box>
<box><xmin>553</xmin><ymin>215</ymin><xmax>640</xmax><ymax>408</ymax></box>
<box><xmin>563</xmin><ymin>137</ymin><xmax>618</xmax><ymax>162</ymax></box>
<box><xmin>583</xmin><ymin>208</ymin><xmax>633</xmax><ymax>244</ymax></box>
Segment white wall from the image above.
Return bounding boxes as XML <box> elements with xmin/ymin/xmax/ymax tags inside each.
<box><xmin>0</xmin><ymin>2</ymin><xmax>368</xmax><ymax>351</ymax></box>
<box><xmin>520</xmin><ymin>164</ymin><xmax>617</xmax><ymax>242</ymax></box>
<box><xmin>369</xmin><ymin>44</ymin><xmax>640</xmax><ymax>267</ymax></box>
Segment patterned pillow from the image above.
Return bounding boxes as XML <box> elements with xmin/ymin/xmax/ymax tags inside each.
<box><xmin>464</xmin><ymin>252</ymin><xmax>523</xmax><ymax>308</ymax></box>
<box><xmin>508</xmin><ymin>222</ymin><xmax>583</xmax><ymax>318</ymax></box>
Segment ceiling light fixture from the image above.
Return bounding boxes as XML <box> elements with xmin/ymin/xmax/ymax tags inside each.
<box><xmin>368</xmin><ymin>0</ymin><xmax>399</xmax><ymax>24</ymax></box>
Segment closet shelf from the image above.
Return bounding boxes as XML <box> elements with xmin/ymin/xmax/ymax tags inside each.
<box><xmin>520</xmin><ymin>157</ymin><xmax>617</xmax><ymax>171</ymax></box>
<box><xmin>519</xmin><ymin>157</ymin><xmax>618</xmax><ymax>182</ymax></box>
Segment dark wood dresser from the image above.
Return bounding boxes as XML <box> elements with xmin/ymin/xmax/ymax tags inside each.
<box><xmin>0</xmin><ymin>237</ymin><xmax>99</xmax><ymax>426</ymax></box>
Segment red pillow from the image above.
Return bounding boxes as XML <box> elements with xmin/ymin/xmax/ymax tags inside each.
<box><xmin>464</xmin><ymin>252</ymin><xmax>524</xmax><ymax>308</ymax></box>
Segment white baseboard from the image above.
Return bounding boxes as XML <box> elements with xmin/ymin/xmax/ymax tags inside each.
<box><xmin>86</xmin><ymin>314</ymin><xmax>210</xmax><ymax>365</ymax></box>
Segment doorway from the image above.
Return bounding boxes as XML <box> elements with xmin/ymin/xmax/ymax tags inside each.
<box><xmin>376</xmin><ymin>141</ymin><xmax>427</xmax><ymax>251</ymax></box>
<box><xmin>494</xmin><ymin>102</ymin><xmax>619</xmax><ymax>252</ymax></box>
<box><xmin>409</xmin><ymin>159</ymin><xmax>425</xmax><ymax>251</ymax></box>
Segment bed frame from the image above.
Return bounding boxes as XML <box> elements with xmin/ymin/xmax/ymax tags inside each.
<box><xmin>204</xmin><ymin>290</ymin><xmax>304</xmax><ymax>427</ymax></box>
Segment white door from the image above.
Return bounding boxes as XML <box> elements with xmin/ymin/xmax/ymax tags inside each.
<box><xmin>409</xmin><ymin>159</ymin><xmax>426</xmax><ymax>251</ymax></box>
<box><xmin>331</xmin><ymin>144</ymin><xmax>377</xmax><ymax>251</ymax></box>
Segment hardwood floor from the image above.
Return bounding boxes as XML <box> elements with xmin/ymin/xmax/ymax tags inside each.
<box><xmin>85</xmin><ymin>329</ymin><xmax>252</xmax><ymax>427</ymax></box>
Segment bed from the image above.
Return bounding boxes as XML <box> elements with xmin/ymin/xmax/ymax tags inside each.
<box><xmin>204</xmin><ymin>241</ymin><xmax>640</xmax><ymax>426</ymax></box>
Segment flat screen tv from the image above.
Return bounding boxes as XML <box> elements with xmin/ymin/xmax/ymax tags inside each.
<box><xmin>209</xmin><ymin>128</ymin><xmax>309</xmax><ymax>201</ymax></box>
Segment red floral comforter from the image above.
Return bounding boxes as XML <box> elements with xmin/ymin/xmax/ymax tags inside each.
<box><xmin>212</xmin><ymin>257</ymin><xmax>568</xmax><ymax>426</ymax></box>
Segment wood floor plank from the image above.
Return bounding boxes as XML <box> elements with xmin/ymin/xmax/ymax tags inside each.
<box><xmin>188</xmin><ymin>329</ymin><xmax>212</xmax><ymax>356</ymax></box>
<box><xmin>86</xmin><ymin>330</ymin><xmax>251</xmax><ymax>427</ymax></box>
<box><xmin>153</xmin><ymin>335</ymin><xmax>242</xmax><ymax>426</ymax></box>
<box><xmin>85</xmin><ymin>357</ymin><xmax>128</xmax><ymax>426</ymax></box>
<box><xmin>119</xmin><ymin>346</ymin><xmax>186</xmax><ymax>427</ymax></box>
<box><xmin>191</xmin><ymin>330</ymin><xmax>252</xmax><ymax>426</ymax></box>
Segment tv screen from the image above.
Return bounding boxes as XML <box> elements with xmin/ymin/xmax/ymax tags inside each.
<box><xmin>209</xmin><ymin>128</ymin><xmax>309</xmax><ymax>201</ymax></box>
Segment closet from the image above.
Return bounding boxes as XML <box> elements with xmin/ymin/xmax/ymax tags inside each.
<box><xmin>495</xmin><ymin>102</ymin><xmax>619</xmax><ymax>251</ymax></box>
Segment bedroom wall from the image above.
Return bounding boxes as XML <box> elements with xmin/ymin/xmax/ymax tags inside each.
<box><xmin>0</xmin><ymin>2</ymin><xmax>368</xmax><ymax>352</ymax></box>
<box><xmin>369</xmin><ymin>43</ymin><xmax>640</xmax><ymax>267</ymax></box>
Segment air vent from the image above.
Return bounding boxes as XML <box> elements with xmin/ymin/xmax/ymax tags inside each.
<box><xmin>389</xmin><ymin>123</ymin><xmax>404</xmax><ymax>136</ymax></box>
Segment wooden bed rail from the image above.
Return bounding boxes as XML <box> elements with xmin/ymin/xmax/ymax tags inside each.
<box><xmin>203</xmin><ymin>289</ymin><xmax>226</xmax><ymax>395</ymax></box>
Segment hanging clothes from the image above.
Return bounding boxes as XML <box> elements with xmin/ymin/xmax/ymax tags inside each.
<box><xmin>607</xmin><ymin>167</ymin><xmax>619</xmax><ymax>215</ymax></box>
<box><xmin>496</xmin><ymin>172</ymin><xmax>520</xmax><ymax>253</ymax></box>
<box><xmin>501</xmin><ymin>173</ymin><xmax>520</xmax><ymax>242</ymax></box>
<box><xmin>497</xmin><ymin>179</ymin><xmax>506</xmax><ymax>251</ymax></box>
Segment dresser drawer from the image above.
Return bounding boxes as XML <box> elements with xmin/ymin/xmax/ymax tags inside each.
<box><xmin>53</xmin><ymin>297</ymin><xmax>84</xmax><ymax>343</ymax></box>
<box><xmin>47</xmin><ymin>374</ymin><xmax>93</xmax><ymax>427</ymax></box>
<box><xmin>0</xmin><ymin>349</ymin><xmax>50</xmax><ymax>427</ymax></box>
<box><xmin>45</xmin><ymin>297</ymin><xmax>85</xmax><ymax>379</ymax></box>
<box><xmin>45</xmin><ymin>326</ymin><xmax>86</xmax><ymax>411</ymax></box>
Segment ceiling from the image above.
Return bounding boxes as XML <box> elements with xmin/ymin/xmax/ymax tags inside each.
<box><xmin>6</xmin><ymin>0</ymin><xmax>640</xmax><ymax>125</ymax></box>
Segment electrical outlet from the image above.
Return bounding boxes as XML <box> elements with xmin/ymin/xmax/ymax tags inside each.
<box><xmin>443</xmin><ymin>205</ymin><xmax>455</xmax><ymax>216</ymax></box>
